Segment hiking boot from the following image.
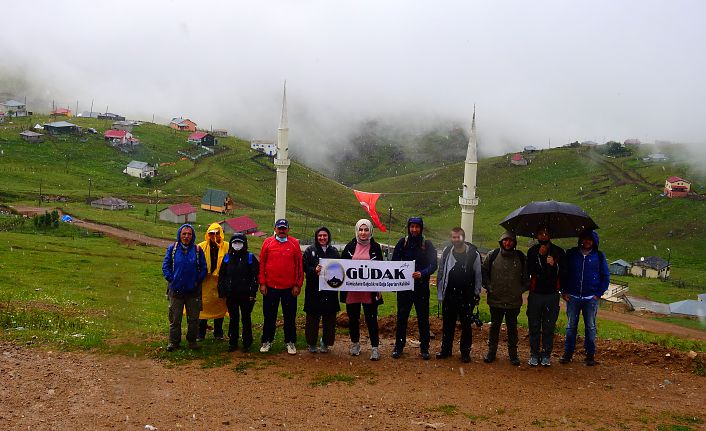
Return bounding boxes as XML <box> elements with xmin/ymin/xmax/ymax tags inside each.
<box><xmin>319</xmin><ymin>340</ymin><xmax>330</xmax><ymax>354</ymax></box>
<box><xmin>391</xmin><ymin>349</ymin><xmax>402</xmax><ymax>359</ymax></box>
<box><xmin>370</xmin><ymin>347</ymin><xmax>380</xmax><ymax>361</ymax></box>
<box><xmin>483</xmin><ymin>352</ymin><xmax>496</xmax><ymax>363</ymax></box>
<box><xmin>461</xmin><ymin>353</ymin><xmax>471</xmax><ymax>363</ymax></box>
<box><xmin>242</xmin><ymin>344</ymin><xmax>251</xmax><ymax>353</ymax></box>
<box><xmin>585</xmin><ymin>355</ymin><xmax>598</xmax><ymax>366</ymax></box>
<box><xmin>350</xmin><ymin>342</ymin><xmax>361</xmax><ymax>356</ymax></box>
<box><xmin>228</xmin><ymin>344</ymin><xmax>238</xmax><ymax>352</ymax></box>
<box><xmin>541</xmin><ymin>355</ymin><xmax>551</xmax><ymax>367</ymax></box>
<box><xmin>559</xmin><ymin>353</ymin><xmax>572</xmax><ymax>364</ymax></box>
<box><xmin>188</xmin><ymin>342</ymin><xmax>201</xmax><ymax>350</ymax></box>
<box><xmin>166</xmin><ymin>344</ymin><xmax>178</xmax><ymax>352</ymax></box>
<box><xmin>420</xmin><ymin>351</ymin><xmax>430</xmax><ymax>361</ymax></box>
<box><xmin>259</xmin><ymin>342</ymin><xmax>272</xmax><ymax>353</ymax></box>
<box><xmin>510</xmin><ymin>356</ymin><xmax>521</xmax><ymax>366</ymax></box>
<box><xmin>528</xmin><ymin>356</ymin><xmax>539</xmax><ymax>367</ymax></box>
<box><xmin>308</xmin><ymin>345</ymin><xmax>318</xmax><ymax>353</ymax></box>
<box><xmin>436</xmin><ymin>351</ymin><xmax>452</xmax><ymax>359</ymax></box>
<box><xmin>286</xmin><ymin>342</ymin><xmax>297</xmax><ymax>355</ymax></box>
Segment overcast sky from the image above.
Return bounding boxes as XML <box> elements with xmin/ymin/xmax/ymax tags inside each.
<box><xmin>2</xmin><ymin>0</ymin><xmax>705</xmax><ymax>167</ymax></box>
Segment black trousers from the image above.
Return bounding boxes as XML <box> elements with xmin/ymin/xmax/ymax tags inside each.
<box><xmin>487</xmin><ymin>306</ymin><xmax>521</xmax><ymax>358</ymax></box>
<box><xmin>198</xmin><ymin>318</ymin><xmax>224</xmax><ymax>339</ymax></box>
<box><xmin>305</xmin><ymin>312</ymin><xmax>337</xmax><ymax>347</ymax></box>
<box><xmin>526</xmin><ymin>292</ymin><xmax>560</xmax><ymax>358</ymax></box>
<box><xmin>346</xmin><ymin>303</ymin><xmax>379</xmax><ymax>347</ymax></box>
<box><xmin>395</xmin><ymin>289</ymin><xmax>430</xmax><ymax>352</ymax></box>
<box><xmin>440</xmin><ymin>298</ymin><xmax>473</xmax><ymax>355</ymax></box>
<box><xmin>226</xmin><ymin>296</ymin><xmax>254</xmax><ymax>348</ymax></box>
<box><xmin>261</xmin><ymin>287</ymin><xmax>297</xmax><ymax>344</ymax></box>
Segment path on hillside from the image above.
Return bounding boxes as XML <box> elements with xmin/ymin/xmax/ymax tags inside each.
<box><xmin>2</xmin><ymin>333</ymin><xmax>704</xmax><ymax>430</ymax></box>
<box><xmin>583</xmin><ymin>151</ymin><xmax>657</xmax><ymax>192</ymax></box>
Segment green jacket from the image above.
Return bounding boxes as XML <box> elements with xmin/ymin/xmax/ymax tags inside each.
<box><xmin>482</xmin><ymin>248</ymin><xmax>528</xmax><ymax>309</ymax></box>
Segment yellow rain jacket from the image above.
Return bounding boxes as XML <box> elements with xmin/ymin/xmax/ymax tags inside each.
<box><xmin>197</xmin><ymin>222</ymin><xmax>228</xmax><ymax>319</ymax></box>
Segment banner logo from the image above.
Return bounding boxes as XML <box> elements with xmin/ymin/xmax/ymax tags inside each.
<box><xmin>324</xmin><ymin>261</ymin><xmax>345</xmax><ymax>288</ymax></box>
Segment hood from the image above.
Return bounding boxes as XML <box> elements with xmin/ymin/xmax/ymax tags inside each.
<box><xmin>498</xmin><ymin>230</ymin><xmax>517</xmax><ymax>248</ymax></box>
<box><xmin>407</xmin><ymin>217</ymin><xmax>424</xmax><ymax>236</ymax></box>
<box><xmin>577</xmin><ymin>229</ymin><xmax>600</xmax><ymax>250</ymax></box>
<box><xmin>314</xmin><ymin>226</ymin><xmax>332</xmax><ymax>246</ymax></box>
<box><xmin>204</xmin><ymin>222</ymin><xmax>225</xmax><ymax>244</ymax></box>
<box><xmin>176</xmin><ymin>224</ymin><xmax>196</xmax><ymax>247</ymax></box>
<box><xmin>228</xmin><ymin>232</ymin><xmax>248</xmax><ymax>253</ymax></box>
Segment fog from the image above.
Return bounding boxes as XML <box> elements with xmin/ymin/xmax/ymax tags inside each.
<box><xmin>2</xmin><ymin>0</ymin><xmax>706</xmax><ymax>170</ymax></box>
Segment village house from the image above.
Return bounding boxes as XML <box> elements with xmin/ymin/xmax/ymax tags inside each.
<box><xmin>664</xmin><ymin>176</ymin><xmax>690</xmax><ymax>198</ymax></box>
<box><xmin>609</xmin><ymin>259</ymin><xmax>631</xmax><ymax>276</ymax></box>
<box><xmin>187</xmin><ymin>131</ymin><xmax>217</xmax><ymax>146</ymax></box>
<box><xmin>104</xmin><ymin>129</ymin><xmax>133</xmax><ymax>144</ymax></box>
<box><xmin>170</xmin><ymin>117</ymin><xmax>197</xmax><ymax>132</ymax></box>
<box><xmin>51</xmin><ymin>107</ymin><xmax>73</xmax><ymax>117</ymax></box>
<box><xmin>523</xmin><ymin>145</ymin><xmax>537</xmax><ymax>153</ymax></box>
<box><xmin>220</xmin><ymin>215</ymin><xmax>259</xmax><ymax>235</ymax></box>
<box><xmin>98</xmin><ymin>112</ymin><xmax>126</xmax><ymax>121</ymax></box>
<box><xmin>643</xmin><ymin>153</ymin><xmax>669</xmax><ymax>162</ymax></box>
<box><xmin>211</xmin><ymin>129</ymin><xmax>228</xmax><ymax>137</ymax></box>
<box><xmin>77</xmin><ymin>111</ymin><xmax>99</xmax><ymax>118</ymax></box>
<box><xmin>250</xmin><ymin>139</ymin><xmax>277</xmax><ymax>156</ymax></box>
<box><xmin>510</xmin><ymin>153</ymin><xmax>528</xmax><ymax>166</ymax></box>
<box><xmin>123</xmin><ymin>160</ymin><xmax>155</xmax><ymax>178</ymax></box>
<box><xmin>159</xmin><ymin>203</ymin><xmax>197</xmax><ymax>224</ymax></box>
<box><xmin>1</xmin><ymin>99</ymin><xmax>28</xmax><ymax>117</ymax></box>
<box><xmin>90</xmin><ymin>197</ymin><xmax>130</xmax><ymax>210</ymax></box>
<box><xmin>581</xmin><ymin>140</ymin><xmax>599</xmax><ymax>147</ymax></box>
<box><xmin>669</xmin><ymin>297</ymin><xmax>706</xmax><ymax>318</ymax></box>
<box><xmin>43</xmin><ymin>121</ymin><xmax>79</xmax><ymax>135</ymax></box>
<box><xmin>19</xmin><ymin>130</ymin><xmax>44</xmax><ymax>143</ymax></box>
<box><xmin>630</xmin><ymin>256</ymin><xmax>670</xmax><ymax>280</ymax></box>
<box><xmin>112</xmin><ymin>121</ymin><xmax>136</xmax><ymax>132</ymax></box>
<box><xmin>201</xmin><ymin>188</ymin><xmax>234</xmax><ymax>213</ymax></box>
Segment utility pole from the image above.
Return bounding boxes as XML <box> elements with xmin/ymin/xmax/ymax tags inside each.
<box><xmin>88</xmin><ymin>178</ymin><xmax>92</xmax><ymax>202</ymax></box>
<box><xmin>387</xmin><ymin>205</ymin><xmax>393</xmax><ymax>260</ymax></box>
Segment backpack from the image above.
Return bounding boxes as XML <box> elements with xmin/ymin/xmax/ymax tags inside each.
<box><xmin>170</xmin><ymin>241</ymin><xmax>202</xmax><ymax>273</ymax></box>
<box><xmin>485</xmin><ymin>247</ymin><xmax>525</xmax><ymax>282</ymax></box>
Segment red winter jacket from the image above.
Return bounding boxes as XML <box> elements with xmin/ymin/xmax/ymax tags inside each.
<box><xmin>258</xmin><ymin>235</ymin><xmax>304</xmax><ymax>289</ymax></box>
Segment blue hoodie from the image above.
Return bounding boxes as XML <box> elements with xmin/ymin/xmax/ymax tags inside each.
<box><xmin>391</xmin><ymin>217</ymin><xmax>438</xmax><ymax>292</ymax></box>
<box><xmin>162</xmin><ymin>224</ymin><xmax>208</xmax><ymax>295</ymax></box>
<box><xmin>562</xmin><ymin>230</ymin><xmax>610</xmax><ymax>298</ymax></box>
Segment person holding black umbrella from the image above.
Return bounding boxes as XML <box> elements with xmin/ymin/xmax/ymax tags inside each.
<box><xmin>526</xmin><ymin>226</ymin><xmax>565</xmax><ymax>367</ymax></box>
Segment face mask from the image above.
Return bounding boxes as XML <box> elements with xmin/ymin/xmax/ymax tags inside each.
<box><xmin>232</xmin><ymin>242</ymin><xmax>244</xmax><ymax>251</ymax></box>
<box><xmin>276</xmin><ymin>236</ymin><xmax>288</xmax><ymax>243</ymax></box>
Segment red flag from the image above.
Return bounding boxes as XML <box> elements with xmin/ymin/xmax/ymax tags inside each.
<box><xmin>353</xmin><ymin>189</ymin><xmax>387</xmax><ymax>232</ymax></box>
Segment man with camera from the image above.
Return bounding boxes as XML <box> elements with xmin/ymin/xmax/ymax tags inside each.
<box><xmin>435</xmin><ymin>227</ymin><xmax>482</xmax><ymax>363</ymax></box>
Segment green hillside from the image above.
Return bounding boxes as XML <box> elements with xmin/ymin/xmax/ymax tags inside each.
<box><xmin>357</xmin><ymin>146</ymin><xmax>706</xmax><ymax>288</ymax></box>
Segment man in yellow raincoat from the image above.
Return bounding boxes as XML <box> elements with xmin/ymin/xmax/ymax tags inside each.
<box><xmin>197</xmin><ymin>222</ymin><xmax>229</xmax><ymax>340</ymax></box>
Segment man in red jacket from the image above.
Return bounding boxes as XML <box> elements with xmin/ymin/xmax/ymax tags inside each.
<box><xmin>259</xmin><ymin>219</ymin><xmax>304</xmax><ymax>354</ymax></box>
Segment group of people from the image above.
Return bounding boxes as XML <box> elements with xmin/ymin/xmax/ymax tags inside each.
<box><xmin>162</xmin><ymin>216</ymin><xmax>610</xmax><ymax>366</ymax></box>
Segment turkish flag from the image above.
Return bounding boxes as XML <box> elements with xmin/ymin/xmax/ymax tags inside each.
<box><xmin>353</xmin><ymin>190</ymin><xmax>387</xmax><ymax>232</ymax></box>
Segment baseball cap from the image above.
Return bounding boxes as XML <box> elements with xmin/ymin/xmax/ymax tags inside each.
<box><xmin>274</xmin><ymin>218</ymin><xmax>289</xmax><ymax>228</ymax></box>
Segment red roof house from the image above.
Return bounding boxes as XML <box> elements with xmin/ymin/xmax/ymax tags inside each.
<box><xmin>510</xmin><ymin>153</ymin><xmax>528</xmax><ymax>166</ymax></box>
<box><xmin>159</xmin><ymin>203</ymin><xmax>197</xmax><ymax>224</ymax></box>
<box><xmin>221</xmin><ymin>215</ymin><xmax>259</xmax><ymax>235</ymax></box>
<box><xmin>664</xmin><ymin>176</ymin><xmax>691</xmax><ymax>198</ymax></box>
<box><xmin>51</xmin><ymin>107</ymin><xmax>73</xmax><ymax>117</ymax></box>
<box><xmin>188</xmin><ymin>131</ymin><xmax>216</xmax><ymax>146</ymax></box>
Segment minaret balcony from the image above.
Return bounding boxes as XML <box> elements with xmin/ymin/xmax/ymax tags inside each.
<box><xmin>459</xmin><ymin>196</ymin><xmax>479</xmax><ymax>206</ymax></box>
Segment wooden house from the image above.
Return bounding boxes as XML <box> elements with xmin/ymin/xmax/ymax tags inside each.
<box><xmin>159</xmin><ymin>203</ymin><xmax>197</xmax><ymax>224</ymax></box>
<box><xmin>188</xmin><ymin>131</ymin><xmax>217</xmax><ymax>146</ymax></box>
<box><xmin>170</xmin><ymin>117</ymin><xmax>197</xmax><ymax>132</ymax></box>
<box><xmin>664</xmin><ymin>176</ymin><xmax>690</xmax><ymax>198</ymax></box>
<box><xmin>123</xmin><ymin>160</ymin><xmax>155</xmax><ymax>178</ymax></box>
<box><xmin>43</xmin><ymin>121</ymin><xmax>79</xmax><ymax>135</ymax></box>
<box><xmin>201</xmin><ymin>188</ymin><xmax>234</xmax><ymax>213</ymax></box>
<box><xmin>609</xmin><ymin>259</ymin><xmax>631</xmax><ymax>276</ymax></box>
<box><xmin>220</xmin><ymin>215</ymin><xmax>258</xmax><ymax>235</ymax></box>
<box><xmin>630</xmin><ymin>256</ymin><xmax>670</xmax><ymax>280</ymax></box>
<box><xmin>19</xmin><ymin>130</ymin><xmax>44</xmax><ymax>143</ymax></box>
<box><xmin>91</xmin><ymin>197</ymin><xmax>130</xmax><ymax>210</ymax></box>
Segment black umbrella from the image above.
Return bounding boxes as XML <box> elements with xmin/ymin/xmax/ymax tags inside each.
<box><xmin>499</xmin><ymin>200</ymin><xmax>598</xmax><ymax>238</ymax></box>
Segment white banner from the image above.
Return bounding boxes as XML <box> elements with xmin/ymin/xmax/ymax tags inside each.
<box><xmin>318</xmin><ymin>259</ymin><xmax>415</xmax><ymax>292</ymax></box>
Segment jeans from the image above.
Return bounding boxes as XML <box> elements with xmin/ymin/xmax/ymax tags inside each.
<box><xmin>395</xmin><ymin>289</ymin><xmax>430</xmax><ymax>353</ymax></box>
<box><xmin>487</xmin><ymin>306</ymin><xmax>521</xmax><ymax>358</ymax></box>
<box><xmin>440</xmin><ymin>298</ymin><xmax>473</xmax><ymax>355</ymax></box>
<box><xmin>261</xmin><ymin>287</ymin><xmax>298</xmax><ymax>344</ymax></box>
<box><xmin>226</xmin><ymin>296</ymin><xmax>254</xmax><ymax>349</ymax></box>
<box><xmin>198</xmin><ymin>318</ymin><xmax>224</xmax><ymax>339</ymax></box>
<box><xmin>564</xmin><ymin>296</ymin><xmax>599</xmax><ymax>356</ymax></box>
<box><xmin>305</xmin><ymin>312</ymin><xmax>337</xmax><ymax>347</ymax></box>
<box><xmin>526</xmin><ymin>292</ymin><xmax>560</xmax><ymax>358</ymax></box>
<box><xmin>346</xmin><ymin>303</ymin><xmax>379</xmax><ymax>347</ymax></box>
<box><xmin>168</xmin><ymin>290</ymin><xmax>201</xmax><ymax>346</ymax></box>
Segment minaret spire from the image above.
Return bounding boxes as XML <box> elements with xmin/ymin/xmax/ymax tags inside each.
<box><xmin>274</xmin><ymin>82</ymin><xmax>290</xmax><ymax>222</ymax></box>
<box><xmin>459</xmin><ymin>106</ymin><xmax>479</xmax><ymax>242</ymax></box>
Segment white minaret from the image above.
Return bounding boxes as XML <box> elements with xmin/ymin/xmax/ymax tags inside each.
<box><xmin>459</xmin><ymin>107</ymin><xmax>479</xmax><ymax>242</ymax></box>
<box><xmin>274</xmin><ymin>83</ymin><xmax>290</xmax><ymax>222</ymax></box>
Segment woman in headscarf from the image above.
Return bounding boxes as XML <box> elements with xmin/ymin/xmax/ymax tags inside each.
<box><xmin>197</xmin><ymin>222</ymin><xmax>229</xmax><ymax>340</ymax></box>
<box><xmin>302</xmin><ymin>226</ymin><xmax>340</xmax><ymax>353</ymax></box>
<box><xmin>340</xmin><ymin>219</ymin><xmax>384</xmax><ymax>361</ymax></box>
